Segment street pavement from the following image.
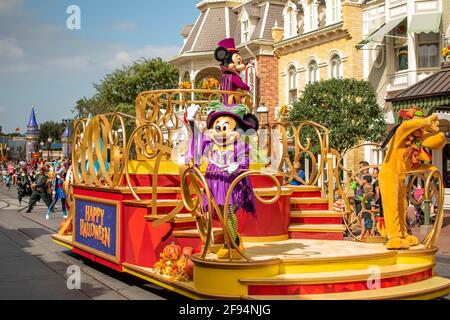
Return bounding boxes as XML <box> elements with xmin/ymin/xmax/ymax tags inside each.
<box><xmin>0</xmin><ymin>185</ymin><xmax>449</xmax><ymax>300</ymax></box>
<box><xmin>0</xmin><ymin>185</ymin><xmax>185</xmax><ymax>300</ymax></box>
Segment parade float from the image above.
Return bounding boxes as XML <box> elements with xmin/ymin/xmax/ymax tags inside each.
<box><xmin>52</xmin><ymin>39</ymin><xmax>450</xmax><ymax>300</ymax></box>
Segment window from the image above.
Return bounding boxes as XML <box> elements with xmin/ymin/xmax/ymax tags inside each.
<box><xmin>307</xmin><ymin>0</ymin><xmax>317</xmax><ymax>31</ymax></box>
<box><xmin>288</xmin><ymin>66</ymin><xmax>297</xmax><ymax>104</ymax></box>
<box><xmin>242</xmin><ymin>20</ymin><xmax>249</xmax><ymax>42</ymax></box>
<box><xmin>418</xmin><ymin>32</ymin><xmax>440</xmax><ymax>68</ymax></box>
<box><xmin>330</xmin><ymin>55</ymin><xmax>341</xmax><ymax>79</ymax></box>
<box><xmin>308</xmin><ymin>61</ymin><xmax>318</xmax><ymax>83</ymax></box>
<box><xmin>330</xmin><ymin>0</ymin><xmax>341</xmax><ymax>23</ymax></box>
<box><xmin>285</xmin><ymin>5</ymin><xmax>297</xmax><ymax>38</ymax></box>
<box><xmin>393</xmin><ymin>22</ymin><xmax>408</xmax><ymax>71</ymax></box>
<box><xmin>289</xmin><ymin>8</ymin><xmax>296</xmax><ymax>36</ymax></box>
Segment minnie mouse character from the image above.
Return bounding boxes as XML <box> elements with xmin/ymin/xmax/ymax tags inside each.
<box><xmin>185</xmin><ymin>102</ymin><xmax>259</xmax><ymax>259</ymax></box>
<box><xmin>215</xmin><ymin>38</ymin><xmax>250</xmax><ymax>103</ymax></box>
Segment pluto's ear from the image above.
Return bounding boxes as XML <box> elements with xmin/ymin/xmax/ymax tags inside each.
<box><xmin>215</xmin><ymin>47</ymin><xmax>228</xmax><ymax>62</ymax></box>
<box><xmin>243</xmin><ymin>114</ymin><xmax>259</xmax><ymax>133</ymax></box>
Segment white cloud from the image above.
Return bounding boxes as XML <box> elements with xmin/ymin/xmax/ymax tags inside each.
<box><xmin>0</xmin><ymin>0</ymin><xmax>22</xmax><ymax>16</ymax></box>
<box><xmin>112</xmin><ymin>21</ymin><xmax>137</xmax><ymax>32</ymax></box>
<box><xmin>0</xmin><ymin>38</ymin><xmax>24</xmax><ymax>58</ymax></box>
<box><xmin>104</xmin><ymin>45</ymin><xmax>180</xmax><ymax>69</ymax></box>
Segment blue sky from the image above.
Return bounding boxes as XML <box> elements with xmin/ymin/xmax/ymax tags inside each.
<box><xmin>0</xmin><ymin>0</ymin><xmax>198</xmax><ymax>133</ymax></box>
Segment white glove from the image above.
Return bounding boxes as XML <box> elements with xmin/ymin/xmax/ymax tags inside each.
<box><xmin>186</xmin><ymin>104</ymin><xmax>200</xmax><ymax>122</ymax></box>
<box><xmin>227</xmin><ymin>163</ymin><xmax>239</xmax><ymax>174</ymax></box>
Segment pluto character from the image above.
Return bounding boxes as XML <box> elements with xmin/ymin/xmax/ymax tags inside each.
<box><xmin>379</xmin><ymin>107</ymin><xmax>445</xmax><ymax>250</ymax></box>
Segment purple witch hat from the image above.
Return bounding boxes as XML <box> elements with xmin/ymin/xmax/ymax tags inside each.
<box><xmin>206</xmin><ymin>102</ymin><xmax>259</xmax><ymax>132</ymax></box>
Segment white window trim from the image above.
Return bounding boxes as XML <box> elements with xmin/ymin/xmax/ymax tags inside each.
<box><xmin>416</xmin><ymin>32</ymin><xmax>441</xmax><ymax>69</ymax></box>
<box><xmin>283</xmin><ymin>2</ymin><xmax>299</xmax><ymax>39</ymax></box>
<box><xmin>286</xmin><ymin>63</ymin><xmax>299</xmax><ymax>105</ymax></box>
<box><xmin>328</xmin><ymin>50</ymin><xmax>344</xmax><ymax>79</ymax></box>
<box><xmin>306</xmin><ymin>58</ymin><xmax>320</xmax><ymax>83</ymax></box>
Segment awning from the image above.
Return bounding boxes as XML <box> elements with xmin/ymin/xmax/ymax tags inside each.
<box><xmin>356</xmin><ymin>16</ymin><xmax>406</xmax><ymax>49</ymax></box>
<box><xmin>408</xmin><ymin>12</ymin><xmax>441</xmax><ymax>33</ymax></box>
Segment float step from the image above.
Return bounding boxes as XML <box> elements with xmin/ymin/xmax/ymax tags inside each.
<box><xmin>123</xmin><ymin>199</ymin><xmax>182</xmax><ymax>208</ymax></box>
<box><xmin>239</xmin><ymin>262</ymin><xmax>433</xmax><ymax>285</ymax></box>
<box><xmin>291</xmin><ymin>198</ymin><xmax>328</xmax><ymax>204</ymax></box>
<box><xmin>288</xmin><ymin>224</ymin><xmax>345</xmax><ymax>233</ymax></box>
<box><xmin>173</xmin><ymin>228</ymin><xmax>224</xmax><ymax>239</ymax></box>
<box><xmin>290</xmin><ymin>211</ymin><xmax>343</xmax><ymax>224</ymax></box>
<box><xmin>245</xmin><ymin>277</ymin><xmax>450</xmax><ymax>300</ymax></box>
<box><xmin>121</xmin><ymin>186</ymin><xmax>181</xmax><ymax>194</ymax></box>
<box><xmin>290</xmin><ymin>211</ymin><xmax>342</xmax><ymax>218</ymax></box>
<box><xmin>145</xmin><ymin>213</ymin><xmax>195</xmax><ymax>224</ymax></box>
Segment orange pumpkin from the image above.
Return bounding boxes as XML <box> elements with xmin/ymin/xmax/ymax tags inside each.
<box><xmin>163</xmin><ymin>243</ymin><xmax>182</xmax><ymax>261</ymax></box>
<box><xmin>184</xmin><ymin>258</ymin><xmax>194</xmax><ymax>279</ymax></box>
<box><xmin>182</xmin><ymin>247</ymin><xmax>194</xmax><ymax>257</ymax></box>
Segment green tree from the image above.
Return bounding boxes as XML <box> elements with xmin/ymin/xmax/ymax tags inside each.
<box><xmin>73</xmin><ymin>58</ymin><xmax>179</xmax><ymax>119</ymax></box>
<box><xmin>289</xmin><ymin>78</ymin><xmax>387</xmax><ymax>155</ymax></box>
<box><xmin>74</xmin><ymin>96</ymin><xmax>109</xmax><ymax>119</ymax></box>
<box><xmin>39</xmin><ymin>121</ymin><xmax>66</xmax><ymax>144</ymax></box>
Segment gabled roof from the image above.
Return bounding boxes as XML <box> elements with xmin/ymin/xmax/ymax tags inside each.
<box><xmin>176</xmin><ymin>0</ymin><xmax>283</xmax><ymax>58</ymax></box>
<box><xmin>388</xmin><ymin>68</ymin><xmax>450</xmax><ymax>102</ymax></box>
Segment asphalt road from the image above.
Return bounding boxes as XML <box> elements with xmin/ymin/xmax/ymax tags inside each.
<box><xmin>0</xmin><ymin>185</ymin><xmax>186</xmax><ymax>300</ymax></box>
<box><xmin>0</xmin><ymin>185</ymin><xmax>449</xmax><ymax>300</ymax></box>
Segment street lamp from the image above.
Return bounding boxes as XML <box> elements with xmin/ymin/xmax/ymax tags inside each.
<box><xmin>256</xmin><ymin>103</ymin><xmax>269</xmax><ymax>125</ymax></box>
<box><xmin>47</xmin><ymin>137</ymin><xmax>53</xmax><ymax>161</ymax></box>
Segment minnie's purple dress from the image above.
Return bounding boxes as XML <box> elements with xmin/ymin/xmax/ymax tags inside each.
<box><xmin>186</xmin><ymin>131</ymin><xmax>256</xmax><ymax>215</ymax></box>
<box><xmin>220</xmin><ymin>66</ymin><xmax>250</xmax><ymax>105</ymax></box>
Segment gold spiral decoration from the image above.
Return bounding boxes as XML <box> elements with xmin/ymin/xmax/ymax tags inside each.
<box><xmin>71</xmin><ymin>113</ymin><xmax>127</xmax><ymax>188</ymax></box>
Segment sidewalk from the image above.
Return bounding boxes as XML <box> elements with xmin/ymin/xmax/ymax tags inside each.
<box><xmin>411</xmin><ymin>212</ymin><xmax>450</xmax><ymax>258</ymax></box>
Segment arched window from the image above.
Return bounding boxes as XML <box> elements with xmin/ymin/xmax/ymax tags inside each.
<box><xmin>330</xmin><ymin>54</ymin><xmax>342</xmax><ymax>79</ymax></box>
<box><xmin>308</xmin><ymin>60</ymin><xmax>318</xmax><ymax>83</ymax></box>
<box><xmin>330</xmin><ymin>0</ymin><xmax>341</xmax><ymax>24</ymax></box>
<box><xmin>284</xmin><ymin>3</ymin><xmax>298</xmax><ymax>38</ymax></box>
<box><xmin>306</xmin><ymin>0</ymin><xmax>317</xmax><ymax>32</ymax></box>
<box><xmin>288</xmin><ymin>65</ymin><xmax>297</xmax><ymax>104</ymax></box>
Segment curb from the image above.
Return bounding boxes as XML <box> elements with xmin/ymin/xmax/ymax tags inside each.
<box><xmin>436</xmin><ymin>254</ymin><xmax>450</xmax><ymax>264</ymax></box>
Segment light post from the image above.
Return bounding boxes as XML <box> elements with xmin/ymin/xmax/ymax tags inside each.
<box><xmin>47</xmin><ymin>137</ymin><xmax>53</xmax><ymax>161</ymax></box>
<box><xmin>256</xmin><ymin>103</ymin><xmax>269</xmax><ymax>125</ymax></box>
<box><xmin>40</xmin><ymin>141</ymin><xmax>45</xmax><ymax>160</ymax></box>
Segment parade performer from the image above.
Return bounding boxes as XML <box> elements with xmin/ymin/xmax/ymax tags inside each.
<box><xmin>25</xmin><ymin>166</ymin><xmax>52</xmax><ymax>213</ymax></box>
<box><xmin>214</xmin><ymin>38</ymin><xmax>250</xmax><ymax>103</ymax></box>
<box><xmin>186</xmin><ymin>102</ymin><xmax>259</xmax><ymax>259</ymax></box>
<box><xmin>17</xmin><ymin>167</ymin><xmax>31</xmax><ymax>206</ymax></box>
<box><xmin>47</xmin><ymin>173</ymin><xmax>67</xmax><ymax>220</ymax></box>
<box><xmin>379</xmin><ymin>107</ymin><xmax>445</xmax><ymax>249</ymax></box>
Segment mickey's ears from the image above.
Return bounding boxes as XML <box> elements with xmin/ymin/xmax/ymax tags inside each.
<box><xmin>215</xmin><ymin>47</ymin><xmax>228</xmax><ymax>62</ymax></box>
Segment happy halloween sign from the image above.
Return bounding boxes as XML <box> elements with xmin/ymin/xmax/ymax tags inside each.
<box><xmin>74</xmin><ymin>199</ymin><xmax>117</xmax><ymax>258</ymax></box>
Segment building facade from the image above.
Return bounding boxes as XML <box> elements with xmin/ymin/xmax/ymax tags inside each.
<box><xmin>169</xmin><ymin>0</ymin><xmax>285</xmax><ymax>122</ymax></box>
<box><xmin>273</xmin><ymin>0</ymin><xmax>366</xmax><ymax>170</ymax></box>
<box><xmin>360</xmin><ymin>0</ymin><xmax>446</xmax><ymax>124</ymax></box>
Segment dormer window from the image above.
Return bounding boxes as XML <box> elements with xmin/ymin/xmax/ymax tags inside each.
<box><xmin>283</xmin><ymin>2</ymin><xmax>299</xmax><ymax>39</ymax></box>
<box><xmin>329</xmin><ymin>0</ymin><xmax>341</xmax><ymax>24</ymax></box>
<box><xmin>242</xmin><ymin>20</ymin><xmax>250</xmax><ymax>42</ymax></box>
<box><xmin>305</xmin><ymin>0</ymin><xmax>318</xmax><ymax>32</ymax></box>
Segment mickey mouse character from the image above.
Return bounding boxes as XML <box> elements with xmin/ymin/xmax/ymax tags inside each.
<box><xmin>215</xmin><ymin>38</ymin><xmax>250</xmax><ymax>103</ymax></box>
